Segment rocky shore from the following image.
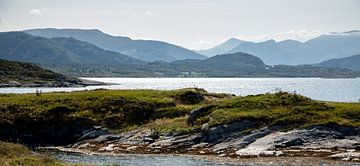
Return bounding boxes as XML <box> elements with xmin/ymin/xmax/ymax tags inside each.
<box><xmin>43</xmin><ymin>117</ymin><xmax>360</xmax><ymax>162</ymax></box>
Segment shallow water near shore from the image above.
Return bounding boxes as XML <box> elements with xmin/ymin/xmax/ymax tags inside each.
<box><xmin>1</xmin><ymin>77</ymin><xmax>360</xmax><ymax>102</ymax></box>
<box><xmin>45</xmin><ymin>151</ymin><xmax>358</xmax><ymax>166</ymax></box>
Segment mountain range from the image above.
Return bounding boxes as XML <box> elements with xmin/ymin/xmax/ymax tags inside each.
<box><xmin>24</xmin><ymin>28</ymin><xmax>206</xmax><ymax>62</ymax></box>
<box><xmin>197</xmin><ymin>30</ymin><xmax>360</xmax><ymax>65</ymax></box>
<box><xmin>0</xmin><ymin>30</ymin><xmax>359</xmax><ymax>78</ymax></box>
<box><xmin>316</xmin><ymin>54</ymin><xmax>360</xmax><ymax>71</ymax></box>
<box><xmin>0</xmin><ymin>31</ymin><xmax>143</xmax><ymax>65</ymax></box>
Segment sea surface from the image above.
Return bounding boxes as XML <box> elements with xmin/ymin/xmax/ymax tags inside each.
<box><xmin>1</xmin><ymin>77</ymin><xmax>359</xmax><ymax>102</ymax></box>
<box><xmin>1</xmin><ymin>78</ymin><xmax>359</xmax><ymax>102</ymax></box>
<box><xmin>46</xmin><ymin>151</ymin><xmax>356</xmax><ymax>166</ymax></box>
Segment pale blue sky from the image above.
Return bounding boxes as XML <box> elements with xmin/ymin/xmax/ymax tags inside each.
<box><xmin>0</xmin><ymin>0</ymin><xmax>359</xmax><ymax>49</ymax></box>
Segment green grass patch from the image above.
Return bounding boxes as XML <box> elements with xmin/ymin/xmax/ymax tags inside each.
<box><xmin>0</xmin><ymin>141</ymin><xmax>70</xmax><ymax>166</ymax></box>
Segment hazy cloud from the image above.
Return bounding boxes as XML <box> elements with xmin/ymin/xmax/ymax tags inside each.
<box><xmin>145</xmin><ymin>11</ymin><xmax>159</xmax><ymax>16</ymax></box>
<box><xmin>235</xmin><ymin>30</ymin><xmax>324</xmax><ymax>43</ymax></box>
<box><xmin>29</xmin><ymin>9</ymin><xmax>43</xmax><ymax>16</ymax></box>
<box><xmin>189</xmin><ymin>37</ymin><xmax>223</xmax><ymax>50</ymax></box>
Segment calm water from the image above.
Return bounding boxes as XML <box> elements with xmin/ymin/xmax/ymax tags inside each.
<box><xmin>49</xmin><ymin>152</ymin><xmax>237</xmax><ymax>166</ymax></box>
<box><xmin>46</xmin><ymin>151</ymin><xmax>357</xmax><ymax>166</ymax></box>
<box><xmin>1</xmin><ymin>78</ymin><xmax>360</xmax><ymax>102</ymax></box>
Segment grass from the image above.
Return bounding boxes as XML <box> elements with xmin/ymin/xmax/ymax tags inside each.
<box><xmin>0</xmin><ymin>88</ymin><xmax>227</xmax><ymax>144</ymax></box>
<box><xmin>0</xmin><ymin>88</ymin><xmax>359</xmax><ymax>146</ymax></box>
<box><xmin>0</xmin><ymin>141</ymin><xmax>71</xmax><ymax>166</ymax></box>
<box><xmin>197</xmin><ymin>92</ymin><xmax>360</xmax><ymax>129</ymax></box>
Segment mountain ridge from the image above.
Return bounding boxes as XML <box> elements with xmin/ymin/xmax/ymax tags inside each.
<box><xmin>0</xmin><ymin>31</ymin><xmax>143</xmax><ymax>65</ymax></box>
<box><xmin>316</xmin><ymin>54</ymin><xmax>360</xmax><ymax>71</ymax></box>
<box><xmin>24</xmin><ymin>28</ymin><xmax>206</xmax><ymax>62</ymax></box>
<box><xmin>197</xmin><ymin>30</ymin><xmax>360</xmax><ymax>65</ymax></box>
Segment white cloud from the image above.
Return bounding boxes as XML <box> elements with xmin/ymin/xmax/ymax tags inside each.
<box><xmin>145</xmin><ymin>11</ymin><xmax>159</xmax><ymax>16</ymax></box>
<box><xmin>188</xmin><ymin>37</ymin><xmax>223</xmax><ymax>50</ymax></box>
<box><xmin>29</xmin><ymin>9</ymin><xmax>43</xmax><ymax>16</ymax></box>
<box><xmin>235</xmin><ymin>30</ymin><xmax>324</xmax><ymax>42</ymax></box>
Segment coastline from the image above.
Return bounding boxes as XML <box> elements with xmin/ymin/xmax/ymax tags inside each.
<box><xmin>39</xmin><ymin>147</ymin><xmax>359</xmax><ymax>165</ymax></box>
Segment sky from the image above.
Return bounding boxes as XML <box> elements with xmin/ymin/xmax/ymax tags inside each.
<box><xmin>0</xmin><ymin>0</ymin><xmax>359</xmax><ymax>49</ymax></box>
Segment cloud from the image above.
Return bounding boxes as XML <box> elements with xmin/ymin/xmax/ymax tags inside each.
<box><xmin>29</xmin><ymin>9</ymin><xmax>43</xmax><ymax>16</ymax></box>
<box><xmin>188</xmin><ymin>37</ymin><xmax>223</xmax><ymax>50</ymax></box>
<box><xmin>235</xmin><ymin>30</ymin><xmax>324</xmax><ymax>42</ymax></box>
<box><xmin>145</xmin><ymin>11</ymin><xmax>159</xmax><ymax>16</ymax></box>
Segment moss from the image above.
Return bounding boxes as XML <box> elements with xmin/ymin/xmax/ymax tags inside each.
<box><xmin>0</xmin><ymin>141</ymin><xmax>69</xmax><ymax>166</ymax></box>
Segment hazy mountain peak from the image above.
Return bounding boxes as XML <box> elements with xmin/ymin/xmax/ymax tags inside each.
<box><xmin>226</xmin><ymin>37</ymin><xmax>243</xmax><ymax>43</ymax></box>
<box><xmin>24</xmin><ymin>28</ymin><xmax>204</xmax><ymax>62</ymax></box>
<box><xmin>329</xmin><ymin>30</ymin><xmax>360</xmax><ymax>35</ymax></box>
<box><xmin>195</xmin><ymin>38</ymin><xmax>245</xmax><ymax>56</ymax></box>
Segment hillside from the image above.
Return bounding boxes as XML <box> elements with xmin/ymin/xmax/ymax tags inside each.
<box><xmin>24</xmin><ymin>28</ymin><xmax>207</xmax><ymax>62</ymax></box>
<box><xmin>198</xmin><ymin>30</ymin><xmax>360</xmax><ymax>65</ymax></box>
<box><xmin>43</xmin><ymin>52</ymin><xmax>360</xmax><ymax>78</ymax></box>
<box><xmin>0</xmin><ymin>31</ymin><xmax>143</xmax><ymax>65</ymax></box>
<box><xmin>316</xmin><ymin>54</ymin><xmax>360</xmax><ymax>71</ymax></box>
<box><xmin>196</xmin><ymin>38</ymin><xmax>245</xmax><ymax>56</ymax></box>
<box><xmin>0</xmin><ymin>59</ymin><xmax>98</xmax><ymax>87</ymax></box>
<box><xmin>0</xmin><ymin>89</ymin><xmax>358</xmax><ymax>160</ymax></box>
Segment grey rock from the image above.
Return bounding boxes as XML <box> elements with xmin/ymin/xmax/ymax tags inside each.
<box><xmin>204</xmin><ymin>120</ymin><xmax>259</xmax><ymax>143</ymax></box>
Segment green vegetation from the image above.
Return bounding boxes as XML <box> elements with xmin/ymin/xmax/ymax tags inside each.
<box><xmin>0</xmin><ymin>59</ymin><xmax>65</xmax><ymax>84</ymax></box>
<box><xmin>0</xmin><ymin>88</ymin><xmax>227</xmax><ymax>144</ymax></box>
<box><xmin>0</xmin><ymin>59</ymin><xmax>88</xmax><ymax>87</ymax></box>
<box><xmin>0</xmin><ymin>88</ymin><xmax>359</xmax><ymax>146</ymax></box>
<box><xmin>0</xmin><ymin>141</ymin><xmax>69</xmax><ymax>166</ymax></box>
<box><xmin>200</xmin><ymin>92</ymin><xmax>360</xmax><ymax>128</ymax></box>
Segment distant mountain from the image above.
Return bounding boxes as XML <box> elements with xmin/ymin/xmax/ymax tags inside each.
<box><xmin>172</xmin><ymin>52</ymin><xmax>266</xmax><ymax>69</ymax></box>
<box><xmin>24</xmin><ymin>28</ymin><xmax>206</xmax><ymax>62</ymax></box>
<box><xmin>0</xmin><ymin>59</ymin><xmax>95</xmax><ymax>87</ymax></box>
<box><xmin>316</xmin><ymin>54</ymin><xmax>360</xmax><ymax>71</ymax></box>
<box><xmin>0</xmin><ymin>31</ymin><xmax>143</xmax><ymax>65</ymax></box>
<box><xmin>196</xmin><ymin>38</ymin><xmax>244</xmax><ymax>56</ymax></box>
<box><xmin>198</xmin><ymin>30</ymin><xmax>360</xmax><ymax>65</ymax></box>
<box><xmin>44</xmin><ymin>52</ymin><xmax>360</xmax><ymax>78</ymax></box>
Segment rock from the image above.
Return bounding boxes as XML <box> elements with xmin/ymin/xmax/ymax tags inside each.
<box><xmin>204</xmin><ymin>120</ymin><xmax>258</xmax><ymax>143</ymax></box>
<box><xmin>149</xmin><ymin>133</ymin><xmax>201</xmax><ymax>149</ymax></box>
<box><xmin>77</xmin><ymin>143</ymin><xmax>93</xmax><ymax>149</ymax></box>
<box><xmin>201</xmin><ymin>123</ymin><xmax>209</xmax><ymax>134</ymax></box>
<box><xmin>218</xmin><ymin>154</ymin><xmax>226</xmax><ymax>157</ymax></box>
<box><xmin>191</xmin><ymin>143</ymin><xmax>209</xmax><ymax>149</ymax></box>
<box><xmin>78</xmin><ymin>126</ymin><xmax>110</xmax><ymax>141</ymax></box>
<box><xmin>144</xmin><ymin>137</ymin><xmax>154</xmax><ymax>143</ymax></box>
<box><xmin>98</xmin><ymin>144</ymin><xmax>116</xmax><ymax>152</ymax></box>
<box><xmin>328</xmin><ymin>152</ymin><xmax>360</xmax><ymax>160</ymax></box>
<box><xmin>275</xmin><ymin>137</ymin><xmax>303</xmax><ymax>148</ymax></box>
<box><xmin>187</xmin><ymin>106</ymin><xmax>214</xmax><ymax>126</ymax></box>
<box><xmin>92</xmin><ymin>134</ymin><xmax>122</xmax><ymax>143</ymax></box>
<box><xmin>126</xmin><ymin>146</ymin><xmax>138</xmax><ymax>151</ymax></box>
<box><xmin>235</xmin><ymin>132</ymin><xmax>282</xmax><ymax>156</ymax></box>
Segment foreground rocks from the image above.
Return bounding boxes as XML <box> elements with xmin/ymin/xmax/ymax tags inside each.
<box><xmin>44</xmin><ymin>121</ymin><xmax>360</xmax><ymax>163</ymax></box>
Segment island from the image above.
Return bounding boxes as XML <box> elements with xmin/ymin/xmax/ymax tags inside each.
<box><xmin>0</xmin><ymin>88</ymin><xmax>359</xmax><ymax>165</ymax></box>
